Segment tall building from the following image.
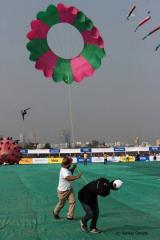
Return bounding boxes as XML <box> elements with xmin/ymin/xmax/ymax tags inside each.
<box><xmin>19</xmin><ymin>133</ymin><xmax>25</xmax><ymax>143</ymax></box>
<box><xmin>134</xmin><ymin>137</ymin><xmax>139</xmax><ymax>147</ymax></box>
<box><xmin>156</xmin><ymin>139</ymin><xmax>160</xmax><ymax>146</ymax></box>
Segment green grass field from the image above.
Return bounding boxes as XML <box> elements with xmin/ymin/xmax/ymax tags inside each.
<box><xmin>0</xmin><ymin>162</ymin><xmax>160</xmax><ymax>240</ymax></box>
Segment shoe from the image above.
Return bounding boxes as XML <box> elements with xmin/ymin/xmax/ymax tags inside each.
<box><xmin>67</xmin><ymin>217</ymin><xmax>74</xmax><ymax>220</ymax></box>
<box><xmin>80</xmin><ymin>219</ymin><xmax>88</xmax><ymax>232</ymax></box>
<box><xmin>90</xmin><ymin>228</ymin><xmax>102</xmax><ymax>233</ymax></box>
<box><xmin>53</xmin><ymin>212</ymin><xmax>60</xmax><ymax>219</ymax></box>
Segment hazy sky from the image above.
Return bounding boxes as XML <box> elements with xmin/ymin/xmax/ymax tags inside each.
<box><xmin>0</xmin><ymin>0</ymin><xmax>160</xmax><ymax>144</ymax></box>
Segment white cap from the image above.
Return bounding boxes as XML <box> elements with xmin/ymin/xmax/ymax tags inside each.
<box><xmin>113</xmin><ymin>179</ymin><xmax>123</xmax><ymax>189</ymax></box>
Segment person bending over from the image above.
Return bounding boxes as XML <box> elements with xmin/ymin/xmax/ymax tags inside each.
<box><xmin>78</xmin><ymin>178</ymin><xmax>123</xmax><ymax>233</ymax></box>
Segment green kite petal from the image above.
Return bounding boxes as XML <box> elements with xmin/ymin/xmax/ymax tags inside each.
<box><xmin>37</xmin><ymin>5</ymin><xmax>60</xmax><ymax>28</ymax></box>
<box><xmin>26</xmin><ymin>39</ymin><xmax>50</xmax><ymax>61</ymax></box>
<box><xmin>53</xmin><ymin>59</ymin><xmax>73</xmax><ymax>84</ymax></box>
<box><xmin>81</xmin><ymin>44</ymin><xmax>106</xmax><ymax>69</ymax></box>
<box><xmin>73</xmin><ymin>11</ymin><xmax>93</xmax><ymax>32</ymax></box>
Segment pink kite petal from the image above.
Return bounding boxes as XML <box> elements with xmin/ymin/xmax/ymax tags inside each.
<box><xmin>97</xmin><ymin>37</ymin><xmax>104</xmax><ymax>48</ymax></box>
<box><xmin>81</xmin><ymin>30</ymin><xmax>104</xmax><ymax>48</ymax></box>
<box><xmin>57</xmin><ymin>3</ymin><xmax>78</xmax><ymax>24</ymax></box>
<box><xmin>27</xmin><ymin>20</ymin><xmax>49</xmax><ymax>40</ymax></box>
<box><xmin>92</xmin><ymin>27</ymin><xmax>100</xmax><ymax>39</ymax></box>
<box><xmin>68</xmin><ymin>6</ymin><xmax>78</xmax><ymax>15</ymax></box>
<box><xmin>35</xmin><ymin>51</ymin><xmax>58</xmax><ymax>78</ymax></box>
<box><xmin>71</xmin><ymin>55</ymin><xmax>94</xmax><ymax>83</ymax></box>
<box><xmin>44</xmin><ymin>69</ymin><xmax>54</xmax><ymax>78</ymax></box>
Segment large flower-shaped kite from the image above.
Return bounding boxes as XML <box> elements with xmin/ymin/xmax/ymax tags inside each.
<box><xmin>26</xmin><ymin>3</ymin><xmax>106</xmax><ymax>84</ymax></box>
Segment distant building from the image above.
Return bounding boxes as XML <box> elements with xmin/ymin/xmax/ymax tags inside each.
<box><xmin>19</xmin><ymin>133</ymin><xmax>25</xmax><ymax>143</ymax></box>
<box><xmin>156</xmin><ymin>139</ymin><xmax>160</xmax><ymax>146</ymax></box>
<box><xmin>75</xmin><ymin>141</ymin><xmax>82</xmax><ymax>147</ymax></box>
<box><xmin>27</xmin><ymin>132</ymin><xmax>34</xmax><ymax>143</ymax></box>
<box><xmin>141</xmin><ymin>142</ymin><xmax>149</xmax><ymax>147</ymax></box>
<box><xmin>37</xmin><ymin>143</ymin><xmax>45</xmax><ymax>149</ymax></box>
<box><xmin>134</xmin><ymin>137</ymin><xmax>139</xmax><ymax>147</ymax></box>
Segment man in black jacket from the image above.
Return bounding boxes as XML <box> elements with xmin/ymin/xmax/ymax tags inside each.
<box><xmin>78</xmin><ymin>178</ymin><xmax>123</xmax><ymax>233</ymax></box>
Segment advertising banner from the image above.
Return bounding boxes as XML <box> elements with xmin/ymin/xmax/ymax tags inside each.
<box><xmin>120</xmin><ymin>156</ymin><xmax>135</xmax><ymax>162</ymax></box>
<box><xmin>108</xmin><ymin>156</ymin><xmax>120</xmax><ymax>162</ymax></box>
<box><xmin>156</xmin><ymin>156</ymin><xmax>160</xmax><ymax>161</ymax></box>
<box><xmin>139</xmin><ymin>156</ymin><xmax>149</xmax><ymax>161</ymax></box>
<box><xmin>49</xmin><ymin>149</ymin><xmax>60</xmax><ymax>154</ymax></box>
<box><xmin>19</xmin><ymin>158</ymin><xmax>33</xmax><ymax>164</ymax></box>
<box><xmin>149</xmin><ymin>147</ymin><xmax>160</xmax><ymax>151</ymax></box>
<box><xmin>48</xmin><ymin>158</ymin><xmax>63</xmax><ymax>164</ymax></box>
<box><xmin>20</xmin><ymin>149</ymin><xmax>28</xmax><ymax>154</ymax></box>
<box><xmin>92</xmin><ymin>157</ymin><xmax>104</xmax><ymax>163</ymax></box>
<box><xmin>80</xmin><ymin>148</ymin><xmax>92</xmax><ymax>153</ymax></box>
<box><xmin>114</xmin><ymin>147</ymin><xmax>125</xmax><ymax>152</ymax></box>
<box><xmin>77</xmin><ymin>157</ymin><xmax>92</xmax><ymax>163</ymax></box>
<box><xmin>32</xmin><ymin>158</ymin><xmax>48</xmax><ymax>164</ymax></box>
<box><xmin>149</xmin><ymin>156</ymin><xmax>160</xmax><ymax>161</ymax></box>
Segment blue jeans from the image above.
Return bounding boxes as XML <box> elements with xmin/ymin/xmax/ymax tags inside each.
<box><xmin>80</xmin><ymin>202</ymin><xmax>99</xmax><ymax>229</ymax></box>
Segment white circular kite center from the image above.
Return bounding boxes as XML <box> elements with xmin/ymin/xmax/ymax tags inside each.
<box><xmin>47</xmin><ymin>23</ymin><xmax>84</xmax><ymax>59</ymax></box>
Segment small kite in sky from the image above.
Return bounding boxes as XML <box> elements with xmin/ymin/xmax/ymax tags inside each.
<box><xmin>155</xmin><ymin>43</ymin><xmax>160</xmax><ymax>52</ymax></box>
<box><xmin>21</xmin><ymin>108</ymin><xmax>32</xmax><ymax>121</ymax></box>
<box><xmin>134</xmin><ymin>16</ymin><xmax>151</xmax><ymax>32</ymax></box>
<box><xmin>126</xmin><ymin>5</ymin><xmax>136</xmax><ymax>20</ymax></box>
<box><xmin>142</xmin><ymin>25</ymin><xmax>160</xmax><ymax>40</ymax></box>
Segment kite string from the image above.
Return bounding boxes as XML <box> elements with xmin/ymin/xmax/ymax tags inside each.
<box><xmin>76</xmin><ymin>166</ymin><xmax>88</xmax><ymax>184</ymax></box>
<box><xmin>67</xmin><ymin>82</ymin><xmax>88</xmax><ymax>185</ymax></box>
<box><xmin>67</xmin><ymin>79</ymin><xmax>88</xmax><ymax>185</ymax></box>
<box><xmin>67</xmin><ymin>84</ymin><xmax>75</xmax><ymax>147</ymax></box>
<box><xmin>67</xmin><ymin>78</ymin><xmax>88</xmax><ymax>185</ymax></box>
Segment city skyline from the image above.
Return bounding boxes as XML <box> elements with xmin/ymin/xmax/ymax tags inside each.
<box><xmin>17</xmin><ymin>132</ymin><xmax>159</xmax><ymax>147</ymax></box>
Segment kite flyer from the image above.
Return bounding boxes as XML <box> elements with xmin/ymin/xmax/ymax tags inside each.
<box><xmin>53</xmin><ymin>157</ymin><xmax>82</xmax><ymax>220</ymax></box>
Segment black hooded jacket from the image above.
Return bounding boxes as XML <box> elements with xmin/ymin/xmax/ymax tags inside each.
<box><xmin>78</xmin><ymin>178</ymin><xmax>113</xmax><ymax>206</ymax></box>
